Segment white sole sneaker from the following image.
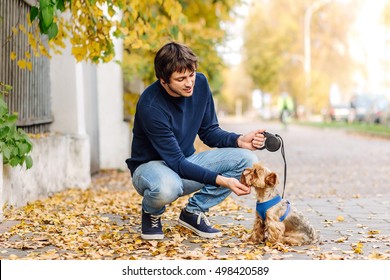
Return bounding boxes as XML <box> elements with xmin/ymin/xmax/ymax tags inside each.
<box><xmin>141</xmin><ymin>233</ymin><xmax>164</xmax><ymax>240</ymax></box>
<box><xmin>178</xmin><ymin>219</ymin><xmax>222</xmax><ymax>239</ymax></box>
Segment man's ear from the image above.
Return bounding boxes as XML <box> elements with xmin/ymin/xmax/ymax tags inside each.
<box><xmin>265</xmin><ymin>172</ymin><xmax>278</xmax><ymax>186</ymax></box>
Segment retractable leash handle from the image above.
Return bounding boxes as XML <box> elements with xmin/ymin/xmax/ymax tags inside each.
<box><xmin>258</xmin><ymin>132</ymin><xmax>287</xmax><ymax>198</ymax></box>
<box><xmin>259</xmin><ymin>132</ymin><xmax>281</xmax><ymax>152</ymax></box>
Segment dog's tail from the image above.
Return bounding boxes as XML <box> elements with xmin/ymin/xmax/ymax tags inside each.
<box><xmin>307</xmin><ymin>222</ymin><xmax>320</xmax><ymax>244</ymax></box>
<box><xmin>298</xmin><ymin>215</ymin><xmax>320</xmax><ymax>244</ymax></box>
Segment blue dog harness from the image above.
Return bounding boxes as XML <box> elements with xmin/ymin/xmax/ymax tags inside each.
<box><xmin>256</xmin><ymin>195</ymin><xmax>291</xmax><ymax>222</ymax></box>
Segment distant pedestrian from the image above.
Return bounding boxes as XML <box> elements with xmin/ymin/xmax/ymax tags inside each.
<box><xmin>126</xmin><ymin>42</ymin><xmax>268</xmax><ymax>240</ymax></box>
<box><xmin>277</xmin><ymin>92</ymin><xmax>294</xmax><ymax>128</ymax></box>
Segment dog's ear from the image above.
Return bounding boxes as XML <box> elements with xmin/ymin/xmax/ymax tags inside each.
<box><xmin>265</xmin><ymin>172</ymin><xmax>278</xmax><ymax>186</ymax></box>
<box><xmin>252</xmin><ymin>168</ymin><xmax>258</xmax><ymax>178</ymax></box>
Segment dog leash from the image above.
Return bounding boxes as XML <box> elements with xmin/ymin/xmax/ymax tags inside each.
<box><xmin>275</xmin><ymin>134</ymin><xmax>287</xmax><ymax>198</ymax></box>
<box><xmin>259</xmin><ymin>132</ymin><xmax>288</xmax><ymax>198</ymax></box>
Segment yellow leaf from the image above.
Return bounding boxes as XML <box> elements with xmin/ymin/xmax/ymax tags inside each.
<box><xmin>72</xmin><ymin>46</ymin><xmax>86</xmax><ymax>62</ymax></box>
<box><xmin>336</xmin><ymin>237</ymin><xmax>347</xmax><ymax>243</ymax></box>
<box><xmin>39</xmin><ymin>44</ymin><xmax>50</xmax><ymax>58</ymax></box>
<box><xmin>10</xmin><ymin>52</ymin><xmax>17</xmax><ymax>60</ymax></box>
<box><xmin>9</xmin><ymin>254</ymin><xmax>18</xmax><ymax>260</ymax></box>
<box><xmin>367</xmin><ymin>230</ymin><xmax>381</xmax><ymax>235</ymax></box>
<box><xmin>33</xmin><ymin>49</ymin><xmax>41</xmax><ymax>57</ymax></box>
<box><xmin>12</xmin><ymin>26</ymin><xmax>18</xmax><ymax>35</ymax></box>
<box><xmin>19</xmin><ymin>24</ymin><xmax>27</xmax><ymax>34</ymax></box>
<box><xmin>352</xmin><ymin>242</ymin><xmax>363</xmax><ymax>254</ymax></box>
<box><xmin>336</xmin><ymin>215</ymin><xmax>344</xmax><ymax>222</ymax></box>
<box><xmin>165</xmin><ymin>249</ymin><xmax>178</xmax><ymax>257</ymax></box>
<box><xmin>27</xmin><ymin>62</ymin><xmax>32</xmax><ymax>71</ymax></box>
<box><xmin>25</xmin><ymin>52</ymin><xmax>31</xmax><ymax>59</ymax></box>
<box><xmin>368</xmin><ymin>251</ymin><xmax>387</xmax><ymax>260</ymax></box>
<box><xmin>28</xmin><ymin>33</ymin><xmax>37</xmax><ymax>49</ymax></box>
<box><xmin>190</xmin><ymin>239</ymin><xmax>204</xmax><ymax>243</ymax></box>
<box><xmin>17</xmin><ymin>59</ymin><xmax>27</xmax><ymax>69</ymax></box>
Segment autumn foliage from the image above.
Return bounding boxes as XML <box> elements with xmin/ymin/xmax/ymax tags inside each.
<box><xmin>27</xmin><ymin>0</ymin><xmax>240</xmax><ymax>86</ymax></box>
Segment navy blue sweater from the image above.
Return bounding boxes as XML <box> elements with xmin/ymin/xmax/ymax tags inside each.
<box><xmin>126</xmin><ymin>73</ymin><xmax>241</xmax><ymax>185</ymax></box>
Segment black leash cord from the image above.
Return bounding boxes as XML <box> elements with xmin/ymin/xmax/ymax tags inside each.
<box><xmin>276</xmin><ymin>134</ymin><xmax>287</xmax><ymax>198</ymax></box>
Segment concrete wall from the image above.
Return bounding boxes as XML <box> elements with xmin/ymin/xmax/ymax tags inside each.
<box><xmin>83</xmin><ymin>63</ymin><xmax>100</xmax><ymax>174</ymax></box>
<box><xmin>97</xmin><ymin>38</ymin><xmax>130</xmax><ymax>169</ymax></box>
<box><xmin>50</xmin><ymin>42</ymin><xmax>87</xmax><ymax>135</ymax></box>
<box><xmin>0</xmin><ymin>135</ymin><xmax>90</xmax><ymax>221</ymax></box>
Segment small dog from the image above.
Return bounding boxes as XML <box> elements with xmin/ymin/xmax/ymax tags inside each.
<box><xmin>240</xmin><ymin>163</ymin><xmax>319</xmax><ymax>246</ymax></box>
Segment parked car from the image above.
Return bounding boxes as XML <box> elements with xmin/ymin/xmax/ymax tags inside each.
<box><xmin>328</xmin><ymin>103</ymin><xmax>350</xmax><ymax>122</ymax></box>
<box><xmin>349</xmin><ymin>94</ymin><xmax>373</xmax><ymax>122</ymax></box>
<box><xmin>365</xmin><ymin>95</ymin><xmax>389</xmax><ymax>124</ymax></box>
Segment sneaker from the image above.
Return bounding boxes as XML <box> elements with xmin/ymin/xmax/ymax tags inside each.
<box><xmin>178</xmin><ymin>209</ymin><xmax>222</xmax><ymax>238</ymax></box>
<box><xmin>141</xmin><ymin>209</ymin><xmax>164</xmax><ymax>240</ymax></box>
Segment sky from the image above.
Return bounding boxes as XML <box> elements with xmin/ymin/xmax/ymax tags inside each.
<box><xmin>218</xmin><ymin>0</ymin><xmax>250</xmax><ymax>66</ymax></box>
<box><xmin>351</xmin><ymin>0</ymin><xmax>389</xmax><ymax>94</ymax></box>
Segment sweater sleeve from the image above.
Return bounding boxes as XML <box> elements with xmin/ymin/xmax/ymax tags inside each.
<box><xmin>139</xmin><ymin>106</ymin><xmax>219</xmax><ymax>185</ymax></box>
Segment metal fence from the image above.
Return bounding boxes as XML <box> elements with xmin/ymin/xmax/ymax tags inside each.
<box><xmin>0</xmin><ymin>0</ymin><xmax>52</xmax><ymax>134</ymax></box>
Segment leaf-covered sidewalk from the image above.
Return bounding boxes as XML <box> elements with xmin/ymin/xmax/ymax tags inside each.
<box><xmin>1</xmin><ymin>169</ymin><xmax>390</xmax><ymax>260</ymax></box>
<box><xmin>0</xmin><ymin>170</ymin><xmax>255</xmax><ymax>260</ymax></box>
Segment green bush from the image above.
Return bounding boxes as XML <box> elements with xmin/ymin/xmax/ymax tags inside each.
<box><xmin>0</xmin><ymin>83</ymin><xmax>33</xmax><ymax>169</ymax></box>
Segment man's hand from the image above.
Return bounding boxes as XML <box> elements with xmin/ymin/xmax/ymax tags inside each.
<box><xmin>216</xmin><ymin>175</ymin><xmax>251</xmax><ymax>196</ymax></box>
<box><xmin>237</xmin><ymin>129</ymin><xmax>266</xmax><ymax>150</ymax></box>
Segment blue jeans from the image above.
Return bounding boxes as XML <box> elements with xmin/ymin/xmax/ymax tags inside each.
<box><xmin>131</xmin><ymin>148</ymin><xmax>258</xmax><ymax>215</ymax></box>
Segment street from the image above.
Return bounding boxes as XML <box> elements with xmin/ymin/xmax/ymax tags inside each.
<box><xmin>220</xmin><ymin>118</ymin><xmax>390</xmax><ymax>198</ymax></box>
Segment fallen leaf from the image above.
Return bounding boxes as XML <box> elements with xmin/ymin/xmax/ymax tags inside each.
<box><xmin>352</xmin><ymin>242</ymin><xmax>363</xmax><ymax>254</ymax></box>
<box><xmin>9</xmin><ymin>254</ymin><xmax>18</xmax><ymax>260</ymax></box>
<box><xmin>368</xmin><ymin>251</ymin><xmax>388</xmax><ymax>260</ymax></box>
<box><xmin>189</xmin><ymin>239</ymin><xmax>204</xmax><ymax>244</ymax></box>
<box><xmin>336</xmin><ymin>215</ymin><xmax>345</xmax><ymax>222</ymax></box>
<box><xmin>336</xmin><ymin>237</ymin><xmax>348</xmax><ymax>243</ymax></box>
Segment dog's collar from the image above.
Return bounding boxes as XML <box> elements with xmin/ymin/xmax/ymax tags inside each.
<box><xmin>256</xmin><ymin>195</ymin><xmax>291</xmax><ymax>222</ymax></box>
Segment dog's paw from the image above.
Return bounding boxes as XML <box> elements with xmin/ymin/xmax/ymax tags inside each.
<box><xmin>247</xmin><ymin>232</ymin><xmax>265</xmax><ymax>244</ymax></box>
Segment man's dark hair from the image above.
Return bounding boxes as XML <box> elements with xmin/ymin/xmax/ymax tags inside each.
<box><xmin>154</xmin><ymin>42</ymin><xmax>198</xmax><ymax>83</ymax></box>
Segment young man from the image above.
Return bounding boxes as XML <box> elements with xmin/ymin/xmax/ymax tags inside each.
<box><xmin>126</xmin><ymin>42</ymin><xmax>266</xmax><ymax>240</ymax></box>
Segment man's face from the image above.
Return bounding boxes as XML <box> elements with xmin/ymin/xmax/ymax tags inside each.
<box><xmin>161</xmin><ymin>69</ymin><xmax>196</xmax><ymax>98</ymax></box>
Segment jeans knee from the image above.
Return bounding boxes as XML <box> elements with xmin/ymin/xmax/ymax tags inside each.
<box><xmin>239</xmin><ymin>149</ymin><xmax>258</xmax><ymax>169</ymax></box>
<box><xmin>157</xmin><ymin>187</ymin><xmax>182</xmax><ymax>205</ymax></box>
<box><xmin>147</xmin><ymin>180</ymin><xmax>183</xmax><ymax>206</ymax></box>
<box><xmin>219</xmin><ymin>149</ymin><xmax>257</xmax><ymax>180</ymax></box>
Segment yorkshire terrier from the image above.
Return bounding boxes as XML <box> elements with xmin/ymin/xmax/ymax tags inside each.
<box><xmin>240</xmin><ymin>163</ymin><xmax>319</xmax><ymax>246</ymax></box>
